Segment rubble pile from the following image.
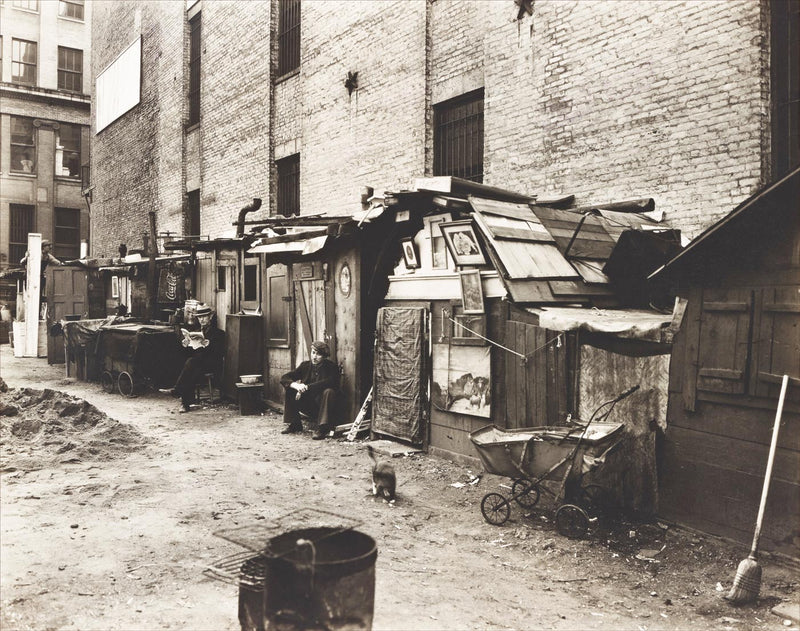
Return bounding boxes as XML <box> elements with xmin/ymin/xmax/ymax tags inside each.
<box><xmin>0</xmin><ymin>387</ymin><xmax>150</xmax><ymax>471</ymax></box>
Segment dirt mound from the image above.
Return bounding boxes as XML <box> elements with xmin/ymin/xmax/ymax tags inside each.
<box><xmin>0</xmin><ymin>388</ymin><xmax>151</xmax><ymax>472</ymax></box>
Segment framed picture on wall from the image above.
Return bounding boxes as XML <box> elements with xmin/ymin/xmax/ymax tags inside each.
<box><xmin>440</xmin><ymin>220</ymin><xmax>486</xmax><ymax>266</ymax></box>
<box><xmin>401</xmin><ymin>237</ymin><xmax>420</xmax><ymax>269</ymax></box>
<box><xmin>459</xmin><ymin>269</ymin><xmax>484</xmax><ymax>314</ymax></box>
<box><xmin>111</xmin><ymin>275</ymin><xmax>120</xmax><ymax>298</ymax></box>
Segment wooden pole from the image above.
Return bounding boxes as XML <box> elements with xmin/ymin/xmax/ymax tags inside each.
<box><xmin>24</xmin><ymin>233</ymin><xmax>42</xmax><ymax>357</ymax></box>
<box><xmin>147</xmin><ymin>211</ymin><xmax>158</xmax><ymax>322</ymax></box>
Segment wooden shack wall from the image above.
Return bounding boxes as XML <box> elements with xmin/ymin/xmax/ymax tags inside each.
<box><xmin>661</xmin><ymin>213</ymin><xmax>800</xmax><ymax>557</ymax></box>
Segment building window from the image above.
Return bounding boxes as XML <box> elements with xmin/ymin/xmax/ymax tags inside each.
<box><xmin>278</xmin><ymin>0</ymin><xmax>300</xmax><ymax>76</ymax></box>
<box><xmin>771</xmin><ymin>0</ymin><xmax>800</xmax><ymax>177</ymax></box>
<box><xmin>188</xmin><ymin>13</ymin><xmax>201</xmax><ymax>126</ymax></box>
<box><xmin>242</xmin><ymin>258</ymin><xmax>260</xmax><ymax>309</ymax></box>
<box><xmin>12</xmin><ymin>0</ymin><xmax>38</xmax><ymax>10</ymax></box>
<box><xmin>54</xmin><ymin>208</ymin><xmax>80</xmax><ymax>260</ymax></box>
<box><xmin>434</xmin><ymin>89</ymin><xmax>484</xmax><ymax>183</ymax></box>
<box><xmin>55</xmin><ymin>123</ymin><xmax>81</xmax><ymax>178</ymax></box>
<box><xmin>11</xmin><ymin>117</ymin><xmax>36</xmax><ymax>173</ymax></box>
<box><xmin>277</xmin><ymin>153</ymin><xmax>300</xmax><ymax>217</ymax></box>
<box><xmin>58</xmin><ymin>0</ymin><xmax>84</xmax><ymax>19</ymax></box>
<box><xmin>187</xmin><ymin>189</ymin><xmax>200</xmax><ymax>237</ymax></box>
<box><xmin>57</xmin><ymin>47</ymin><xmax>83</xmax><ymax>92</ymax></box>
<box><xmin>12</xmin><ymin>38</ymin><xmax>37</xmax><ymax>85</ymax></box>
<box><xmin>10</xmin><ymin>204</ymin><xmax>35</xmax><ymax>265</ymax></box>
<box><xmin>266</xmin><ymin>264</ymin><xmax>289</xmax><ymax>347</ymax></box>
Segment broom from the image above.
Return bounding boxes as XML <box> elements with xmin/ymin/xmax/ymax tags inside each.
<box><xmin>726</xmin><ymin>373</ymin><xmax>789</xmax><ymax>604</ymax></box>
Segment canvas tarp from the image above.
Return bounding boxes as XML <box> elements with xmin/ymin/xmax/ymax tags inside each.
<box><xmin>532</xmin><ymin>307</ymin><xmax>673</xmax><ymax>342</ymax></box>
<box><xmin>372</xmin><ymin>307</ymin><xmax>427</xmax><ymax>445</ymax></box>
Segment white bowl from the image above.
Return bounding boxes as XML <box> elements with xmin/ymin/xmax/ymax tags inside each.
<box><xmin>240</xmin><ymin>374</ymin><xmax>261</xmax><ymax>384</ymax></box>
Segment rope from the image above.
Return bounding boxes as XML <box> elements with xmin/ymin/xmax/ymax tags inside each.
<box><xmin>448</xmin><ymin>316</ymin><xmax>562</xmax><ymax>362</ymax></box>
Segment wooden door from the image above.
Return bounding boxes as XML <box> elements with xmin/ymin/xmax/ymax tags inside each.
<box><xmin>504</xmin><ymin>321</ymin><xmax>568</xmax><ymax>428</ymax></box>
<box><xmin>47</xmin><ymin>267</ymin><xmax>87</xmax><ymax>364</ymax></box>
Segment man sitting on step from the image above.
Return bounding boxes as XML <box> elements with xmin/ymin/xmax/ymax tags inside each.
<box><xmin>280</xmin><ymin>340</ymin><xmax>340</xmax><ymax>440</ymax></box>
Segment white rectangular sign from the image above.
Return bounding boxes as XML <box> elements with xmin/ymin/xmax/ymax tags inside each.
<box><xmin>96</xmin><ymin>37</ymin><xmax>142</xmax><ymax>133</ymax></box>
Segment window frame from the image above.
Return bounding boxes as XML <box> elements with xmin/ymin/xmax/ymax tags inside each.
<box><xmin>57</xmin><ymin>46</ymin><xmax>83</xmax><ymax>93</ymax></box>
<box><xmin>11</xmin><ymin>38</ymin><xmax>37</xmax><ymax>86</ymax></box>
<box><xmin>276</xmin><ymin>153</ymin><xmax>300</xmax><ymax>217</ymax></box>
<box><xmin>278</xmin><ymin>0</ymin><xmax>300</xmax><ymax>77</ymax></box>
<box><xmin>55</xmin><ymin>123</ymin><xmax>82</xmax><ymax>179</ymax></box>
<box><xmin>10</xmin><ymin>116</ymin><xmax>36</xmax><ymax>174</ymax></box>
<box><xmin>188</xmin><ymin>12</ymin><xmax>201</xmax><ymax>126</ymax></box>
<box><xmin>9</xmin><ymin>204</ymin><xmax>36</xmax><ymax>265</ymax></box>
<box><xmin>186</xmin><ymin>189</ymin><xmax>201</xmax><ymax>237</ymax></box>
<box><xmin>433</xmin><ymin>89</ymin><xmax>485</xmax><ymax>183</ymax></box>
<box><xmin>241</xmin><ymin>256</ymin><xmax>261</xmax><ymax>311</ymax></box>
<box><xmin>54</xmin><ymin>207</ymin><xmax>81</xmax><ymax>260</ymax></box>
<box><xmin>265</xmin><ymin>264</ymin><xmax>290</xmax><ymax>347</ymax></box>
<box><xmin>12</xmin><ymin>0</ymin><xmax>39</xmax><ymax>11</ymax></box>
<box><xmin>58</xmin><ymin>0</ymin><xmax>84</xmax><ymax>20</ymax></box>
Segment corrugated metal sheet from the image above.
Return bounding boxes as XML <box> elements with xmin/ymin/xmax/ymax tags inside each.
<box><xmin>473</xmin><ymin>211</ymin><xmax>577</xmax><ymax>279</ymax></box>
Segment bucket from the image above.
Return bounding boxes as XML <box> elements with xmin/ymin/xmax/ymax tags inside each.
<box><xmin>238</xmin><ymin>527</ymin><xmax>377</xmax><ymax>631</ymax></box>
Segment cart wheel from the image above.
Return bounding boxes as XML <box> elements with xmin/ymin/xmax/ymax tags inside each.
<box><xmin>579</xmin><ymin>484</ymin><xmax>608</xmax><ymax>511</ymax></box>
<box><xmin>100</xmin><ymin>371</ymin><xmax>116</xmax><ymax>394</ymax></box>
<box><xmin>117</xmin><ymin>371</ymin><xmax>137</xmax><ymax>397</ymax></box>
<box><xmin>481</xmin><ymin>493</ymin><xmax>511</xmax><ymax>526</ymax></box>
<box><xmin>555</xmin><ymin>504</ymin><xmax>590</xmax><ymax>539</ymax></box>
<box><xmin>512</xmin><ymin>479</ymin><xmax>540</xmax><ymax>509</ymax></box>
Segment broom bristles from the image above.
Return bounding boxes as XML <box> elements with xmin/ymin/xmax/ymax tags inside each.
<box><xmin>725</xmin><ymin>554</ymin><xmax>762</xmax><ymax>604</ymax></box>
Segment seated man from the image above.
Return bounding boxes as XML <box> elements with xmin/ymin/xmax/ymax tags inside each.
<box><xmin>160</xmin><ymin>304</ymin><xmax>224</xmax><ymax>413</ymax></box>
<box><xmin>280</xmin><ymin>340</ymin><xmax>340</xmax><ymax>439</ymax></box>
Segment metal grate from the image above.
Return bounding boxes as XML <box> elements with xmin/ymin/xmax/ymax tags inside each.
<box><xmin>278</xmin><ymin>0</ymin><xmax>300</xmax><ymax>76</ymax></box>
<box><xmin>9</xmin><ymin>204</ymin><xmax>35</xmax><ymax>265</ymax></box>
<box><xmin>434</xmin><ymin>89</ymin><xmax>484</xmax><ymax>183</ymax></box>
<box><xmin>188</xmin><ymin>13</ymin><xmax>201</xmax><ymax>125</ymax></box>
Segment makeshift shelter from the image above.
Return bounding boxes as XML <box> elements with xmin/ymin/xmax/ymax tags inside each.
<box><xmin>650</xmin><ymin>167</ymin><xmax>800</xmax><ymax>557</ymax></box>
<box><xmin>379</xmin><ymin>177</ymin><xmax>682</xmax><ymax>514</ymax></box>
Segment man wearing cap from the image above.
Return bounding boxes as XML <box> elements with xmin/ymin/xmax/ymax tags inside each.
<box><xmin>280</xmin><ymin>340</ymin><xmax>340</xmax><ymax>439</ymax></box>
<box><xmin>20</xmin><ymin>240</ymin><xmax>64</xmax><ymax>301</ymax></box>
<box><xmin>160</xmin><ymin>304</ymin><xmax>224</xmax><ymax>412</ymax></box>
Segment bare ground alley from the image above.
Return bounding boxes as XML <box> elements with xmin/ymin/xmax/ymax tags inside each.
<box><xmin>1</xmin><ymin>343</ymin><xmax>798</xmax><ymax>631</ymax></box>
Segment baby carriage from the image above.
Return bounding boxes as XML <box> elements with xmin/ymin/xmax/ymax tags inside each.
<box><xmin>469</xmin><ymin>385</ymin><xmax>639</xmax><ymax>538</ymax></box>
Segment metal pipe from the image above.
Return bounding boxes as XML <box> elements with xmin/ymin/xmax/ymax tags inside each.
<box><xmin>236</xmin><ymin>198</ymin><xmax>263</xmax><ymax>237</ymax></box>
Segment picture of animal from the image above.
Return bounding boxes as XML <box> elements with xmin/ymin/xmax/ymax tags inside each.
<box><xmin>367</xmin><ymin>445</ymin><xmax>396</xmax><ymax>502</ymax></box>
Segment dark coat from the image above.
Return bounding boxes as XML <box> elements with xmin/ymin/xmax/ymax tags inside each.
<box><xmin>280</xmin><ymin>359</ymin><xmax>340</xmax><ymax>395</ymax></box>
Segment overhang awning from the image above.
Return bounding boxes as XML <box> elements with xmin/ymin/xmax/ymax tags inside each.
<box><xmin>248</xmin><ymin>235</ymin><xmax>328</xmax><ymax>256</ymax></box>
<box><xmin>528</xmin><ymin>306</ymin><xmax>674</xmax><ymax>342</ymax></box>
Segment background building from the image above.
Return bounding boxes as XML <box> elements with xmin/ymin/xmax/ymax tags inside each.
<box><xmin>0</xmin><ymin>0</ymin><xmax>92</xmax><ymax>309</ymax></box>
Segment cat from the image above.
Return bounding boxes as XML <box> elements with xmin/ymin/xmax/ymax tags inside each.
<box><xmin>367</xmin><ymin>445</ymin><xmax>396</xmax><ymax>502</ymax></box>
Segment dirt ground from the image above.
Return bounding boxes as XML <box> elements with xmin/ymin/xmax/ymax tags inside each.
<box><xmin>1</xmin><ymin>343</ymin><xmax>798</xmax><ymax>631</ymax></box>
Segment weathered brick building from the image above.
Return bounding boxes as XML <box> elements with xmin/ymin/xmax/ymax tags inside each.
<box><xmin>0</xmin><ymin>0</ymin><xmax>92</xmax><ymax>305</ymax></box>
<box><xmin>90</xmin><ymin>0</ymin><xmax>797</xmax><ymax>258</ymax></box>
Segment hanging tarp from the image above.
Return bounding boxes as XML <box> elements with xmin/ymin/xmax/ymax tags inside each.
<box><xmin>532</xmin><ymin>307</ymin><xmax>673</xmax><ymax>342</ymax></box>
<box><xmin>372</xmin><ymin>307</ymin><xmax>427</xmax><ymax>445</ymax></box>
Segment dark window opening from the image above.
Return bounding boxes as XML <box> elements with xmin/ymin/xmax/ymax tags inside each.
<box><xmin>58</xmin><ymin>46</ymin><xmax>83</xmax><ymax>92</ymax></box>
<box><xmin>266</xmin><ymin>266</ymin><xmax>289</xmax><ymax>346</ymax></box>
<box><xmin>11</xmin><ymin>116</ymin><xmax>36</xmax><ymax>173</ymax></box>
<box><xmin>772</xmin><ymin>0</ymin><xmax>800</xmax><ymax>177</ymax></box>
<box><xmin>10</xmin><ymin>204</ymin><xmax>35</xmax><ymax>265</ymax></box>
<box><xmin>188</xmin><ymin>13</ymin><xmax>201</xmax><ymax>126</ymax></box>
<box><xmin>187</xmin><ymin>189</ymin><xmax>200</xmax><ymax>237</ymax></box>
<box><xmin>277</xmin><ymin>153</ymin><xmax>300</xmax><ymax>217</ymax></box>
<box><xmin>56</xmin><ymin>123</ymin><xmax>81</xmax><ymax>178</ymax></box>
<box><xmin>58</xmin><ymin>0</ymin><xmax>84</xmax><ymax>19</ymax></box>
<box><xmin>243</xmin><ymin>264</ymin><xmax>258</xmax><ymax>302</ymax></box>
<box><xmin>217</xmin><ymin>266</ymin><xmax>227</xmax><ymax>291</ymax></box>
<box><xmin>12</xmin><ymin>38</ymin><xmax>37</xmax><ymax>85</ymax></box>
<box><xmin>278</xmin><ymin>0</ymin><xmax>300</xmax><ymax>76</ymax></box>
<box><xmin>54</xmin><ymin>207</ymin><xmax>80</xmax><ymax>260</ymax></box>
<box><xmin>434</xmin><ymin>89</ymin><xmax>484</xmax><ymax>183</ymax></box>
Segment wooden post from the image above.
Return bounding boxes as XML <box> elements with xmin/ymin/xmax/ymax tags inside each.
<box><xmin>147</xmin><ymin>211</ymin><xmax>158</xmax><ymax>322</ymax></box>
<box><xmin>24</xmin><ymin>233</ymin><xmax>42</xmax><ymax>357</ymax></box>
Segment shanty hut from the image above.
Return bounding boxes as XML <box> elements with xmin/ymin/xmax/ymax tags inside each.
<box><xmin>650</xmin><ymin>167</ymin><xmax>800</xmax><ymax>557</ymax></box>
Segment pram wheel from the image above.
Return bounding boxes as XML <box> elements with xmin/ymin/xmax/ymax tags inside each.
<box><xmin>512</xmin><ymin>479</ymin><xmax>540</xmax><ymax>509</ymax></box>
<box><xmin>555</xmin><ymin>504</ymin><xmax>590</xmax><ymax>539</ymax></box>
<box><xmin>481</xmin><ymin>493</ymin><xmax>511</xmax><ymax>526</ymax></box>
<box><xmin>117</xmin><ymin>371</ymin><xmax>137</xmax><ymax>397</ymax></box>
<box><xmin>100</xmin><ymin>371</ymin><xmax>116</xmax><ymax>394</ymax></box>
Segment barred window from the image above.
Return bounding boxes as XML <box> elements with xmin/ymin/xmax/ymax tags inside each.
<box><xmin>434</xmin><ymin>89</ymin><xmax>484</xmax><ymax>183</ymax></box>
<box><xmin>10</xmin><ymin>204</ymin><xmax>35</xmax><ymax>265</ymax></box>
<box><xmin>54</xmin><ymin>208</ymin><xmax>81</xmax><ymax>260</ymax></box>
<box><xmin>12</xmin><ymin>38</ymin><xmax>37</xmax><ymax>85</ymax></box>
<box><xmin>58</xmin><ymin>46</ymin><xmax>83</xmax><ymax>92</ymax></box>
<box><xmin>277</xmin><ymin>154</ymin><xmax>300</xmax><ymax>217</ymax></box>
<box><xmin>188</xmin><ymin>13</ymin><xmax>201</xmax><ymax>125</ymax></box>
<box><xmin>278</xmin><ymin>0</ymin><xmax>300</xmax><ymax>76</ymax></box>
<box><xmin>56</xmin><ymin>123</ymin><xmax>81</xmax><ymax>178</ymax></box>
<box><xmin>11</xmin><ymin>117</ymin><xmax>36</xmax><ymax>173</ymax></box>
<box><xmin>771</xmin><ymin>0</ymin><xmax>800</xmax><ymax>176</ymax></box>
<box><xmin>58</xmin><ymin>0</ymin><xmax>84</xmax><ymax>20</ymax></box>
